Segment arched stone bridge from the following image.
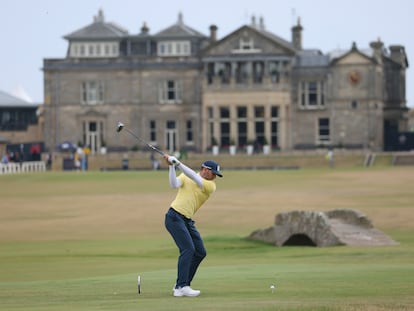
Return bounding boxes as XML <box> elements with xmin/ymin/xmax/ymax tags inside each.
<box><xmin>249</xmin><ymin>209</ymin><xmax>398</xmax><ymax>247</ymax></box>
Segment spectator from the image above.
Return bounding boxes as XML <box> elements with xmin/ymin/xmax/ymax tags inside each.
<box><xmin>46</xmin><ymin>153</ymin><xmax>52</xmax><ymax>170</ymax></box>
<box><xmin>150</xmin><ymin>152</ymin><xmax>160</xmax><ymax>170</ymax></box>
<box><xmin>1</xmin><ymin>153</ymin><xmax>9</xmax><ymax>164</ymax></box>
<box><xmin>325</xmin><ymin>148</ymin><xmax>334</xmax><ymax>168</ymax></box>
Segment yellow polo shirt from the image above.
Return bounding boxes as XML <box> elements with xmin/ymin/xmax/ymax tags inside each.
<box><xmin>170</xmin><ymin>173</ymin><xmax>216</xmax><ymax>218</ymax></box>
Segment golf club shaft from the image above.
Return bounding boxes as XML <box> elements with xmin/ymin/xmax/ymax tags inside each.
<box><xmin>117</xmin><ymin>122</ymin><xmax>177</xmax><ymax>164</ymax></box>
<box><xmin>123</xmin><ymin>127</ymin><xmax>164</xmax><ymax>156</ymax></box>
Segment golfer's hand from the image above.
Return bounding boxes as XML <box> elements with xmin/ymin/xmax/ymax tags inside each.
<box><xmin>168</xmin><ymin>156</ymin><xmax>180</xmax><ymax>166</ymax></box>
<box><xmin>163</xmin><ymin>154</ymin><xmax>180</xmax><ymax>166</ymax></box>
<box><xmin>163</xmin><ymin>154</ymin><xmax>172</xmax><ymax>166</ymax></box>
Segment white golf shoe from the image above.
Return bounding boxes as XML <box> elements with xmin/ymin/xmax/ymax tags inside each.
<box><xmin>173</xmin><ymin>286</ymin><xmax>201</xmax><ymax>297</ymax></box>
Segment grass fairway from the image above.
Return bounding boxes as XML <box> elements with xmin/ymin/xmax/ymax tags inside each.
<box><xmin>0</xmin><ymin>167</ymin><xmax>413</xmax><ymax>310</ymax></box>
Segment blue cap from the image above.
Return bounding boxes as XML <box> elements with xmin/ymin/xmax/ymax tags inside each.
<box><xmin>202</xmin><ymin>160</ymin><xmax>223</xmax><ymax>177</ymax></box>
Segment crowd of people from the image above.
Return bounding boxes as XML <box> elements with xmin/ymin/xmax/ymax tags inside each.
<box><xmin>1</xmin><ymin>150</ymin><xmax>22</xmax><ymax>164</ymax></box>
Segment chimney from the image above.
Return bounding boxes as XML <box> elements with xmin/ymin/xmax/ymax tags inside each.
<box><xmin>389</xmin><ymin>45</ymin><xmax>407</xmax><ymax>68</ymax></box>
<box><xmin>259</xmin><ymin>16</ymin><xmax>265</xmax><ymax>30</ymax></box>
<box><xmin>178</xmin><ymin>12</ymin><xmax>183</xmax><ymax>25</ymax></box>
<box><xmin>251</xmin><ymin>15</ymin><xmax>256</xmax><ymax>28</ymax></box>
<box><xmin>209</xmin><ymin>25</ymin><xmax>218</xmax><ymax>42</ymax></box>
<box><xmin>370</xmin><ymin>38</ymin><xmax>384</xmax><ymax>64</ymax></box>
<box><xmin>291</xmin><ymin>17</ymin><xmax>303</xmax><ymax>50</ymax></box>
<box><xmin>351</xmin><ymin>41</ymin><xmax>358</xmax><ymax>51</ymax></box>
<box><xmin>94</xmin><ymin>9</ymin><xmax>104</xmax><ymax>23</ymax></box>
<box><xmin>140</xmin><ymin>22</ymin><xmax>149</xmax><ymax>35</ymax></box>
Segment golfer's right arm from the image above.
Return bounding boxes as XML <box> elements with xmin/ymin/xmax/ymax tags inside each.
<box><xmin>164</xmin><ymin>154</ymin><xmax>203</xmax><ymax>188</ymax></box>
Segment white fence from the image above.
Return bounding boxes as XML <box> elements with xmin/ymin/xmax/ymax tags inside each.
<box><xmin>0</xmin><ymin>161</ymin><xmax>46</xmax><ymax>175</ymax></box>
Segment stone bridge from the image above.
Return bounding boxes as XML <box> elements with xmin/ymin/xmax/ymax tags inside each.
<box><xmin>249</xmin><ymin>209</ymin><xmax>398</xmax><ymax>247</ymax></box>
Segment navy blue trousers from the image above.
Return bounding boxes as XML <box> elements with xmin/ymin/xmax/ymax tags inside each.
<box><xmin>165</xmin><ymin>208</ymin><xmax>206</xmax><ymax>288</ymax></box>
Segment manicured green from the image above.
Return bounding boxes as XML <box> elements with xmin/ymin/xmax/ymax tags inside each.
<box><xmin>0</xmin><ymin>167</ymin><xmax>413</xmax><ymax>310</ymax></box>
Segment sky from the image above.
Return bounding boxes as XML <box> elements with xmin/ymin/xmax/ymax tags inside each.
<box><xmin>1</xmin><ymin>0</ymin><xmax>412</xmax><ymax>107</ymax></box>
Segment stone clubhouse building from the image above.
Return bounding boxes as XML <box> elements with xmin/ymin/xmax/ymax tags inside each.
<box><xmin>42</xmin><ymin>10</ymin><xmax>409</xmax><ymax>154</ymax></box>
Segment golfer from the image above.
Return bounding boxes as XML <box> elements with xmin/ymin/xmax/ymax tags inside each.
<box><xmin>163</xmin><ymin>154</ymin><xmax>223</xmax><ymax>297</ymax></box>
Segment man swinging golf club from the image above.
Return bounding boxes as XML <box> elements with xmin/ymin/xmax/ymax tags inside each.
<box><xmin>163</xmin><ymin>153</ymin><xmax>223</xmax><ymax>297</ymax></box>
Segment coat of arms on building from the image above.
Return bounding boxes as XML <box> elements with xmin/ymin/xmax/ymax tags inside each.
<box><xmin>348</xmin><ymin>70</ymin><xmax>361</xmax><ymax>86</ymax></box>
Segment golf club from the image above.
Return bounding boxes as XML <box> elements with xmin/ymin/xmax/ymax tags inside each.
<box><xmin>116</xmin><ymin>121</ymin><xmax>177</xmax><ymax>163</ymax></box>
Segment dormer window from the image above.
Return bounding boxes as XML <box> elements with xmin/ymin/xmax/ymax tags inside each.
<box><xmin>70</xmin><ymin>42</ymin><xmax>119</xmax><ymax>58</ymax></box>
<box><xmin>240</xmin><ymin>38</ymin><xmax>254</xmax><ymax>50</ymax></box>
<box><xmin>158</xmin><ymin>41</ymin><xmax>191</xmax><ymax>57</ymax></box>
<box><xmin>232</xmin><ymin>37</ymin><xmax>261</xmax><ymax>53</ymax></box>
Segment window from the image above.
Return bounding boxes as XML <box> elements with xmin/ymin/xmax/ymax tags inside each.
<box><xmin>271</xmin><ymin>106</ymin><xmax>279</xmax><ymax>118</ymax></box>
<box><xmin>299</xmin><ymin>81</ymin><xmax>325</xmax><ymax>108</ymax></box>
<box><xmin>271</xmin><ymin>106</ymin><xmax>279</xmax><ymax>147</ymax></box>
<box><xmin>241</xmin><ymin>38</ymin><xmax>254</xmax><ymax>50</ymax></box>
<box><xmin>232</xmin><ymin>37</ymin><xmax>261</xmax><ymax>53</ymax></box>
<box><xmin>237</xmin><ymin>106</ymin><xmax>247</xmax><ymax>118</ymax></box>
<box><xmin>167</xmin><ymin>81</ymin><xmax>175</xmax><ymax>100</ymax></box>
<box><xmin>0</xmin><ymin>109</ymin><xmax>37</xmax><ymax>131</ymax></box>
<box><xmin>186</xmin><ymin>120</ymin><xmax>193</xmax><ymax>143</ymax></box>
<box><xmin>237</xmin><ymin>106</ymin><xmax>247</xmax><ymax>146</ymax></box>
<box><xmin>318</xmin><ymin>118</ymin><xmax>330</xmax><ymax>143</ymax></box>
<box><xmin>150</xmin><ymin>120</ymin><xmax>156</xmax><ymax>142</ymax></box>
<box><xmin>159</xmin><ymin>43</ymin><xmax>165</xmax><ymax>55</ymax></box>
<box><xmin>253</xmin><ymin>61</ymin><xmax>264</xmax><ymax>83</ymax></box>
<box><xmin>167</xmin><ymin>120</ymin><xmax>175</xmax><ymax>129</ymax></box>
<box><xmin>254</xmin><ymin>106</ymin><xmax>264</xmax><ymax>118</ymax></box>
<box><xmin>80</xmin><ymin>45</ymin><xmax>85</xmax><ymax>56</ymax></box>
<box><xmin>81</xmin><ymin>81</ymin><xmax>104</xmax><ymax>105</ymax></box>
<box><xmin>220</xmin><ymin>107</ymin><xmax>230</xmax><ymax>119</ymax></box>
<box><xmin>220</xmin><ymin>122</ymin><xmax>230</xmax><ymax>146</ymax></box>
<box><xmin>254</xmin><ymin>106</ymin><xmax>265</xmax><ymax>144</ymax></box>
<box><xmin>235</xmin><ymin>62</ymin><xmax>248</xmax><ymax>84</ymax></box>
<box><xmin>209</xmin><ymin>123</ymin><xmax>215</xmax><ymax>145</ymax></box>
<box><xmin>208</xmin><ymin>107</ymin><xmax>214</xmax><ymax>119</ymax></box>
<box><xmin>183</xmin><ymin>43</ymin><xmax>189</xmax><ymax>55</ymax></box>
<box><xmin>159</xmin><ymin>80</ymin><xmax>182</xmax><ymax>104</ymax></box>
<box><xmin>89</xmin><ymin>45</ymin><xmax>94</xmax><ymax>55</ymax></box>
<box><xmin>112</xmin><ymin>44</ymin><xmax>117</xmax><ymax>55</ymax></box>
<box><xmin>207</xmin><ymin>107</ymin><xmax>216</xmax><ymax>145</ymax></box>
<box><xmin>351</xmin><ymin>100</ymin><xmax>358</xmax><ymax>109</ymax></box>
<box><xmin>237</xmin><ymin>122</ymin><xmax>247</xmax><ymax>146</ymax></box>
<box><xmin>271</xmin><ymin>122</ymin><xmax>278</xmax><ymax>147</ymax></box>
<box><xmin>308</xmin><ymin>82</ymin><xmax>317</xmax><ymax>106</ymax></box>
<box><xmin>70</xmin><ymin>42</ymin><xmax>119</xmax><ymax>58</ymax></box>
<box><xmin>269</xmin><ymin>61</ymin><xmax>281</xmax><ymax>83</ymax></box>
<box><xmin>214</xmin><ymin>62</ymin><xmax>231</xmax><ymax>84</ymax></box>
<box><xmin>220</xmin><ymin>107</ymin><xmax>230</xmax><ymax>146</ymax></box>
<box><xmin>157</xmin><ymin>41</ymin><xmax>191</xmax><ymax>56</ymax></box>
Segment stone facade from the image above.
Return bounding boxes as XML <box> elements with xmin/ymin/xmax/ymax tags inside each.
<box><xmin>42</xmin><ymin>10</ymin><xmax>409</xmax><ymax>154</ymax></box>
